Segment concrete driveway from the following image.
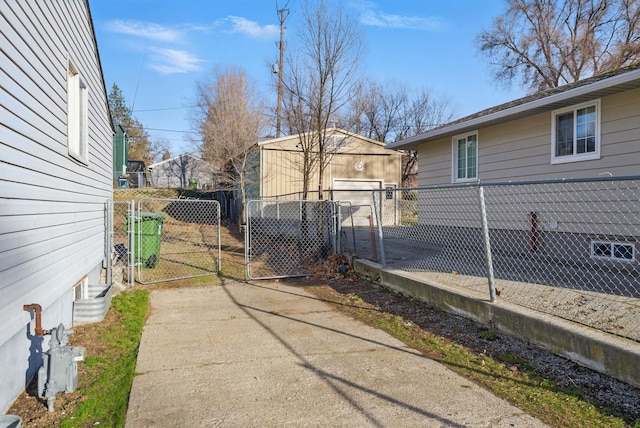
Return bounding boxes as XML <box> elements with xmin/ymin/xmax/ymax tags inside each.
<box><xmin>125</xmin><ymin>279</ymin><xmax>546</xmax><ymax>427</ymax></box>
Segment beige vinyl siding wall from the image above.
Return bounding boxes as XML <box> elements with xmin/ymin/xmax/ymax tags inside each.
<box><xmin>260</xmin><ymin>133</ymin><xmax>402</xmax><ymax>198</ymax></box>
<box><xmin>418</xmin><ymin>89</ymin><xmax>640</xmax><ymax>186</ymax></box>
<box><xmin>600</xmin><ymin>88</ymin><xmax>640</xmax><ymax>175</ymax></box>
<box><xmin>414</xmin><ymin>90</ymin><xmax>639</xmax><ymax>265</ymax></box>
<box><xmin>478</xmin><ymin>113</ymin><xmax>550</xmax><ymax>181</ymax></box>
<box><xmin>417</xmin><ymin>139</ymin><xmax>452</xmax><ymax>186</ymax></box>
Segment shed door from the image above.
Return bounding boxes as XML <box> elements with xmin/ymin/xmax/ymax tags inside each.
<box><xmin>332</xmin><ymin>179</ymin><xmax>381</xmax><ymax>226</ymax></box>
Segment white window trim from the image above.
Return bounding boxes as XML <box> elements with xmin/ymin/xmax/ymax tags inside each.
<box><xmin>590</xmin><ymin>240</ymin><xmax>635</xmax><ymax>262</ymax></box>
<box><xmin>551</xmin><ymin>99</ymin><xmax>601</xmax><ymax>164</ymax></box>
<box><xmin>68</xmin><ymin>60</ymin><xmax>89</xmax><ymax>164</ymax></box>
<box><xmin>451</xmin><ymin>131</ymin><xmax>478</xmax><ymax>183</ymax></box>
<box><xmin>73</xmin><ymin>276</ymin><xmax>89</xmax><ymax>301</ymax></box>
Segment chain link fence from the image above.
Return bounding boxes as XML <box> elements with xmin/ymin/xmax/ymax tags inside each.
<box><xmin>365</xmin><ymin>177</ymin><xmax>640</xmax><ymax>342</ymax></box>
<box><xmin>246</xmin><ymin>199</ymin><xmax>338</xmax><ymax>279</ymax></box>
<box><xmin>111</xmin><ymin>199</ymin><xmax>134</xmax><ymax>288</ymax></box>
<box><xmin>135</xmin><ymin>198</ymin><xmax>220</xmax><ymax>283</ymax></box>
<box><xmin>111</xmin><ymin>189</ymin><xmax>221</xmax><ymax>285</ymax></box>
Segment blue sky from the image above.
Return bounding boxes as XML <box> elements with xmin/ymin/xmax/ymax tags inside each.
<box><xmin>91</xmin><ymin>0</ymin><xmax>525</xmax><ymax>156</ymax></box>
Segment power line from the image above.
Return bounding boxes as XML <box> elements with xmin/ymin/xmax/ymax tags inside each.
<box><xmin>145</xmin><ymin>127</ymin><xmax>200</xmax><ymax>134</ymax></box>
<box><xmin>129</xmin><ymin>41</ymin><xmax>149</xmax><ymax>113</ymax></box>
<box><xmin>133</xmin><ymin>105</ymin><xmax>198</xmax><ymax>112</ymax></box>
<box><xmin>127</xmin><ymin>124</ymin><xmax>200</xmax><ymax>134</ymax></box>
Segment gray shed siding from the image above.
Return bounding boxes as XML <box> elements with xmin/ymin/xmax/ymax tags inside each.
<box><xmin>0</xmin><ymin>0</ymin><xmax>112</xmax><ymax>412</ymax></box>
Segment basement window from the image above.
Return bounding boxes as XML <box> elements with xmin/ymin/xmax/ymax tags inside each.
<box><xmin>73</xmin><ymin>276</ymin><xmax>89</xmax><ymax>301</ymax></box>
<box><xmin>590</xmin><ymin>241</ymin><xmax>635</xmax><ymax>262</ymax></box>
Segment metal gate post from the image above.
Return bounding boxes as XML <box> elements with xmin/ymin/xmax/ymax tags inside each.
<box><xmin>244</xmin><ymin>204</ymin><xmax>251</xmax><ymax>280</ymax></box>
<box><xmin>335</xmin><ymin>203</ymin><xmax>342</xmax><ymax>254</ymax></box>
<box><xmin>129</xmin><ymin>200</ymin><xmax>135</xmax><ymax>286</ymax></box>
<box><xmin>105</xmin><ymin>199</ymin><xmax>113</xmax><ymax>288</ymax></box>
<box><xmin>372</xmin><ymin>191</ymin><xmax>386</xmax><ymax>266</ymax></box>
<box><xmin>477</xmin><ymin>186</ymin><xmax>497</xmax><ymax>302</ymax></box>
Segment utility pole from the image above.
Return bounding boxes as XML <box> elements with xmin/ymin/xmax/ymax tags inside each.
<box><xmin>275</xmin><ymin>4</ymin><xmax>289</xmax><ymax>138</ymax></box>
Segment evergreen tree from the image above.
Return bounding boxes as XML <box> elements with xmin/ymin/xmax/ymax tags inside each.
<box><xmin>108</xmin><ymin>83</ymin><xmax>161</xmax><ymax>165</ymax></box>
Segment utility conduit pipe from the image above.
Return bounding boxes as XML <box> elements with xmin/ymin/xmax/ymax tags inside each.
<box><xmin>23</xmin><ymin>304</ymin><xmax>47</xmax><ymax>336</ymax></box>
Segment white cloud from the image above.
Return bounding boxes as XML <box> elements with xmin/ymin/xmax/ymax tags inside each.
<box><xmin>105</xmin><ymin>20</ymin><xmax>183</xmax><ymax>42</ymax></box>
<box><xmin>353</xmin><ymin>1</ymin><xmax>446</xmax><ymax>31</ymax></box>
<box><xmin>225</xmin><ymin>16</ymin><xmax>279</xmax><ymax>39</ymax></box>
<box><xmin>148</xmin><ymin>48</ymin><xmax>204</xmax><ymax>74</ymax></box>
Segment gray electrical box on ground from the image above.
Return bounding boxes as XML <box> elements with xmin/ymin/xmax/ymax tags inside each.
<box><xmin>37</xmin><ymin>323</ymin><xmax>86</xmax><ymax>412</ymax></box>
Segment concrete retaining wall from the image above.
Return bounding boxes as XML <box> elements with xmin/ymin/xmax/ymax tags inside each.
<box><xmin>352</xmin><ymin>258</ymin><xmax>640</xmax><ymax>389</ymax></box>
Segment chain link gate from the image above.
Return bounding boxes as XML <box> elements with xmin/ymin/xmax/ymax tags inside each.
<box><xmin>110</xmin><ymin>199</ymin><xmax>135</xmax><ymax>287</ymax></box>
<box><xmin>133</xmin><ymin>198</ymin><xmax>221</xmax><ymax>284</ymax></box>
<box><xmin>109</xmin><ymin>196</ymin><xmax>221</xmax><ymax>285</ymax></box>
<box><xmin>245</xmin><ymin>199</ymin><xmax>339</xmax><ymax>279</ymax></box>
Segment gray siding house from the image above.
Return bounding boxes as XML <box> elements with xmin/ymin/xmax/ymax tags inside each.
<box><xmin>0</xmin><ymin>0</ymin><xmax>113</xmax><ymax>412</ymax></box>
<box><xmin>149</xmin><ymin>154</ymin><xmax>217</xmax><ymax>189</ymax></box>
<box><xmin>388</xmin><ymin>66</ymin><xmax>640</xmax><ymax>183</ymax></box>
<box><xmin>388</xmin><ymin>66</ymin><xmax>640</xmax><ymax>269</ymax></box>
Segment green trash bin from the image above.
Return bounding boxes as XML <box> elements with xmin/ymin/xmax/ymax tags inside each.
<box><xmin>188</xmin><ymin>178</ymin><xmax>198</xmax><ymax>190</ymax></box>
<box><xmin>126</xmin><ymin>212</ymin><xmax>165</xmax><ymax>268</ymax></box>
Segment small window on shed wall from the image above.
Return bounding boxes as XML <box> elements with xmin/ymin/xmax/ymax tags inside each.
<box><xmin>68</xmin><ymin>60</ymin><xmax>88</xmax><ymax>164</ymax></box>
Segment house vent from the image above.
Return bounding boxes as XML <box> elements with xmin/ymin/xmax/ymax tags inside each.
<box><xmin>326</xmin><ymin>135</ymin><xmax>347</xmax><ymax>150</ymax></box>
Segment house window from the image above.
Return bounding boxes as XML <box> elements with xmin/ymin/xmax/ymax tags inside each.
<box><xmin>551</xmin><ymin>100</ymin><xmax>600</xmax><ymax>164</ymax></box>
<box><xmin>591</xmin><ymin>241</ymin><xmax>635</xmax><ymax>262</ymax></box>
<box><xmin>452</xmin><ymin>132</ymin><xmax>477</xmax><ymax>182</ymax></box>
<box><xmin>68</xmin><ymin>60</ymin><xmax>88</xmax><ymax>163</ymax></box>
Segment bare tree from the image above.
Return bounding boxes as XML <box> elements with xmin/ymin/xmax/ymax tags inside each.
<box><xmin>478</xmin><ymin>0</ymin><xmax>640</xmax><ymax>93</ymax></box>
<box><xmin>348</xmin><ymin>79</ymin><xmax>408</xmax><ymax>142</ymax></box>
<box><xmin>282</xmin><ymin>0</ymin><xmax>364</xmax><ymax>199</ymax></box>
<box><xmin>194</xmin><ymin>67</ymin><xmax>267</xmax><ymax>223</ymax></box>
<box><xmin>346</xmin><ymin>80</ymin><xmax>454</xmax><ymax>186</ymax></box>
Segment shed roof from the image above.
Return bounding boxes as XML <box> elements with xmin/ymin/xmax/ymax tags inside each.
<box><xmin>388</xmin><ymin>64</ymin><xmax>640</xmax><ymax>150</ymax></box>
<box><xmin>148</xmin><ymin>153</ymin><xmax>211</xmax><ymax>169</ymax></box>
<box><xmin>259</xmin><ymin>127</ymin><xmax>395</xmax><ymax>150</ymax></box>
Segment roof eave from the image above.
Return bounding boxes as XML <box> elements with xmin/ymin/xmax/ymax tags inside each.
<box><xmin>388</xmin><ymin>67</ymin><xmax>640</xmax><ymax>150</ymax></box>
